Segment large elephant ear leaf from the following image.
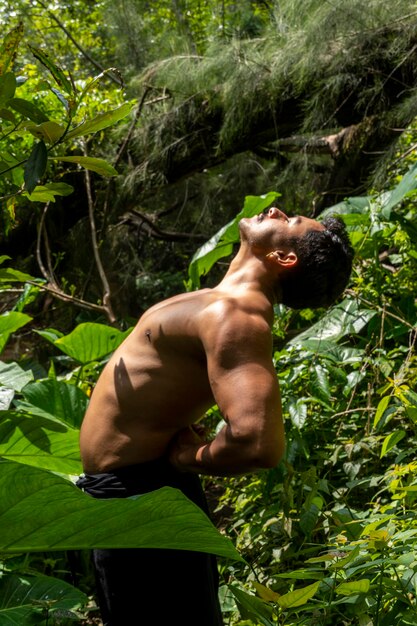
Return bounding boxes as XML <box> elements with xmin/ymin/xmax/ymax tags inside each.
<box><xmin>19</xmin><ymin>378</ymin><xmax>88</xmax><ymax>428</ymax></box>
<box><xmin>53</xmin><ymin>322</ymin><xmax>131</xmax><ymax>364</ymax></box>
<box><xmin>0</xmin><ymin>410</ymin><xmax>82</xmax><ymax>474</ymax></box>
<box><xmin>0</xmin><ymin>572</ymin><xmax>88</xmax><ymax>624</ymax></box>
<box><xmin>0</xmin><ymin>461</ymin><xmax>242</xmax><ymax>562</ymax></box>
<box><xmin>288</xmin><ymin>297</ymin><xmax>376</xmax><ymax>349</ymax></box>
<box><xmin>0</xmin><ymin>311</ymin><xmax>32</xmax><ymax>354</ymax></box>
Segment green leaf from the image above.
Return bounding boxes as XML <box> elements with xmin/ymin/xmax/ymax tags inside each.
<box><xmin>24</xmin><ymin>140</ymin><xmax>47</xmax><ymax>194</ymax></box>
<box><xmin>50</xmin><ymin>85</ymin><xmax>70</xmax><ymax>107</ymax></box>
<box><xmin>8</xmin><ymin>97</ymin><xmax>49</xmax><ymax>123</ymax></box>
<box><xmin>0</xmin><ymin>23</ymin><xmax>23</xmax><ymax>75</ymax></box>
<box><xmin>20</xmin><ymin>378</ymin><xmax>88</xmax><ymax>429</ymax></box>
<box><xmin>321</xmin><ymin>196</ymin><xmax>372</xmax><ymax>218</ymax></box>
<box><xmin>289</xmin><ymin>298</ymin><xmax>376</xmax><ymax>348</ymax></box>
<box><xmin>28</xmin><ymin>120</ymin><xmax>65</xmax><ymax>143</ymax></box>
<box><xmin>373</xmin><ymin>395</ymin><xmax>391</xmax><ymax>431</ymax></box>
<box><xmin>66</xmin><ymin>102</ymin><xmax>134</xmax><ymax>139</ymax></box>
<box><xmin>380</xmin><ymin>430</ymin><xmax>406</xmax><ymax>458</ymax></box>
<box><xmin>277</xmin><ymin>581</ymin><xmax>320</xmax><ymax>608</ymax></box>
<box><xmin>275</xmin><ymin>570</ymin><xmax>324</xmax><ymax>580</ymax></box>
<box><xmin>0</xmin><ymin>361</ymin><xmax>33</xmax><ymax>391</ymax></box>
<box><xmin>300</xmin><ymin>496</ymin><xmax>323</xmax><ymax>536</ymax></box>
<box><xmin>188</xmin><ymin>191</ymin><xmax>280</xmax><ymax>287</ymax></box>
<box><xmin>0</xmin><ymin>572</ymin><xmax>87</xmax><ymax>623</ymax></box>
<box><xmin>0</xmin><ymin>311</ymin><xmax>32</xmax><ymax>354</ymax></box>
<box><xmin>0</xmin><ymin>460</ymin><xmax>242</xmax><ymax>560</ymax></box>
<box><xmin>28</xmin><ymin>45</ymin><xmax>73</xmax><ymax>95</ymax></box>
<box><xmin>229</xmin><ymin>587</ymin><xmax>275</xmax><ymax>626</ymax></box>
<box><xmin>0</xmin><ymin>267</ymin><xmax>36</xmax><ymax>282</ymax></box>
<box><xmin>34</xmin><ymin>328</ymin><xmax>64</xmax><ymax>344</ymax></box>
<box><xmin>0</xmin><ymin>388</ymin><xmax>14</xmax><ymax>411</ymax></box>
<box><xmin>51</xmin><ymin>155</ymin><xmax>118</xmax><ymax>177</ymax></box>
<box><xmin>311</xmin><ymin>364</ymin><xmax>331</xmax><ymax>402</ymax></box>
<box><xmin>329</xmin><ymin>545</ymin><xmax>361</xmax><ymax>569</ymax></box>
<box><xmin>0</xmin><ymin>410</ymin><xmax>82</xmax><ymax>474</ymax></box>
<box><xmin>253</xmin><ymin>582</ymin><xmax>281</xmax><ymax>602</ymax></box>
<box><xmin>24</xmin><ymin>182</ymin><xmax>74</xmax><ymax>202</ymax></box>
<box><xmin>0</xmin><ymin>71</ymin><xmax>16</xmax><ymax>103</ymax></box>
<box><xmin>288</xmin><ymin>399</ymin><xmax>308</xmax><ymax>429</ymax></box>
<box><xmin>53</xmin><ymin>322</ymin><xmax>130</xmax><ymax>364</ymax></box>
<box><xmin>335</xmin><ymin>579</ymin><xmax>370</xmax><ymax>596</ymax></box>
<box><xmin>0</xmin><ymin>107</ymin><xmax>16</xmax><ymax>123</ymax></box>
<box><xmin>380</xmin><ymin>162</ymin><xmax>417</xmax><ymax>218</ymax></box>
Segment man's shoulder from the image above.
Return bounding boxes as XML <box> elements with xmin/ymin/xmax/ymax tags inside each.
<box><xmin>198</xmin><ymin>293</ymin><xmax>272</xmax><ymax>347</ymax></box>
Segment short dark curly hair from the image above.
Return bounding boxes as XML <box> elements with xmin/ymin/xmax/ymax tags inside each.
<box><xmin>279</xmin><ymin>216</ymin><xmax>354</xmax><ymax>309</ymax></box>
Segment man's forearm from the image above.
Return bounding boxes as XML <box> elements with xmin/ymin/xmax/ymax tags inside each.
<box><xmin>169</xmin><ymin>426</ymin><xmax>283</xmax><ymax>476</ymax></box>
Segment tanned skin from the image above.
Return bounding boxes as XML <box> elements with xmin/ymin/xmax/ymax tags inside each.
<box><xmin>79</xmin><ymin>208</ymin><xmax>325</xmax><ymax>477</ymax></box>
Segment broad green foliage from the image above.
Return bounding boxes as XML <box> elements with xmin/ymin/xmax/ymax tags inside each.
<box><xmin>187</xmin><ymin>167</ymin><xmax>417</xmax><ymax>624</ymax></box>
<box><xmin>0</xmin><ymin>572</ymin><xmax>88</xmax><ymax>624</ymax></box>
<box><xmin>1</xmin><ymin>162</ymin><xmax>417</xmax><ymax>623</ymax></box>
<box><xmin>0</xmin><ymin>461</ymin><xmax>240</xmax><ymax>559</ymax></box>
<box><xmin>0</xmin><ymin>410</ymin><xmax>81</xmax><ymax>474</ymax></box>
<box><xmin>0</xmin><ymin>23</ymin><xmax>133</xmax><ymax>210</ymax></box>
<box><xmin>0</xmin><ymin>312</ymin><xmax>32</xmax><ymax>354</ymax></box>
<box><xmin>0</xmin><ymin>318</ymin><xmax>241</xmax><ymax>621</ymax></box>
<box><xmin>1</xmin><ymin>4</ymin><xmax>417</xmax><ymax>623</ymax></box>
<box><xmin>41</xmin><ymin>322</ymin><xmax>130</xmax><ymax>364</ymax></box>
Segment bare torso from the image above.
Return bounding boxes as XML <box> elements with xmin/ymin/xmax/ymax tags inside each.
<box><xmin>80</xmin><ymin>289</ymin><xmax>229</xmax><ymax>472</ymax></box>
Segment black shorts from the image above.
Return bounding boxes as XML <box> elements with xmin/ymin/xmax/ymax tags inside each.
<box><xmin>77</xmin><ymin>459</ymin><xmax>223</xmax><ymax>626</ymax></box>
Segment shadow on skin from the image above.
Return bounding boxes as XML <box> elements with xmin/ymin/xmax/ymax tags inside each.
<box><xmin>114</xmin><ymin>358</ymin><xmax>135</xmax><ymax>411</ymax></box>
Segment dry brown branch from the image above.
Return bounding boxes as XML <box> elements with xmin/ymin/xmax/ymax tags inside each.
<box><xmin>120</xmin><ymin>208</ymin><xmax>207</xmax><ymax>242</ymax></box>
<box><xmin>83</xmin><ymin>148</ymin><xmax>116</xmax><ymax>324</ymax></box>
<box><xmin>270</xmin><ymin>125</ymin><xmax>361</xmax><ymax>158</ymax></box>
<box><xmin>35</xmin><ymin>203</ymin><xmax>114</xmax><ymax>318</ymax></box>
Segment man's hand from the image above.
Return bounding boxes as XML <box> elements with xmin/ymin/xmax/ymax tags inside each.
<box><xmin>168</xmin><ymin>425</ymin><xmax>208</xmax><ymax>471</ymax></box>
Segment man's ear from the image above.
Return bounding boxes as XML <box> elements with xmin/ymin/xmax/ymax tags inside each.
<box><xmin>266</xmin><ymin>250</ymin><xmax>298</xmax><ymax>268</ymax></box>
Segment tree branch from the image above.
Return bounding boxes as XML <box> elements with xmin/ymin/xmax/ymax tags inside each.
<box><xmin>34</xmin><ymin>0</ymin><xmax>123</xmax><ymax>86</ymax></box>
<box><xmin>28</xmin><ymin>280</ymin><xmax>115</xmax><ymax>316</ymax></box>
<box><xmin>83</xmin><ymin>146</ymin><xmax>116</xmax><ymax>323</ymax></box>
<box><xmin>35</xmin><ymin>203</ymin><xmax>114</xmax><ymax>318</ymax></box>
<box><xmin>120</xmin><ymin>208</ymin><xmax>207</xmax><ymax>242</ymax></box>
<box><xmin>268</xmin><ymin>125</ymin><xmax>360</xmax><ymax>158</ymax></box>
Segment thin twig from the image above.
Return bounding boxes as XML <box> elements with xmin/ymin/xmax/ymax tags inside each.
<box><xmin>101</xmin><ymin>86</ymin><xmax>153</xmax><ymax>235</ymax></box>
<box><xmin>121</xmin><ymin>208</ymin><xmax>207</xmax><ymax>242</ymax></box>
<box><xmin>28</xmin><ymin>280</ymin><xmax>113</xmax><ymax>316</ymax></box>
<box><xmin>35</xmin><ymin>204</ymin><xmax>112</xmax><ymax>317</ymax></box>
<box><xmin>345</xmin><ymin>290</ymin><xmax>415</xmax><ymax>330</ymax></box>
<box><xmin>36</xmin><ymin>203</ymin><xmax>56</xmax><ymax>286</ymax></box>
<box><xmin>114</xmin><ymin>86</ymin><xmax>152</xmax><ymax>168</ymax></box>
<box><xmin>83</xmin><ymin>145</ymin><xmax>116</xmax><ymax>323</ymax></box>
<box><xmin>34</xmin><ymin>0</ymin><xmax>123</xmax><ymax>86</ymax></box>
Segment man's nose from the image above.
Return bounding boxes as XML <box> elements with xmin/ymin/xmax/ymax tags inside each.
<box><xmin>268</xmin><ymin>207</ymin><xmax>287</xmax><ymax>219</ymax></box>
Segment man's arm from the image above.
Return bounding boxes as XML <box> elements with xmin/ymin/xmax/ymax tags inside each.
<box><xmin>168</xmin><ymin>303</ymin><xmax>285</xmax><ymax>476</ymax></box>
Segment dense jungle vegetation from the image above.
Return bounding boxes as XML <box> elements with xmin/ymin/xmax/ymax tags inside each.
<box><xmin>1</xmin><ymin>1</ymin><xmax>417</xmax><ymax>624</ymax></box>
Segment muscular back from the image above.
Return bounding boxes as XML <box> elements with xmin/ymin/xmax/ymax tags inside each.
<box><xmin>80</xmin><ymin>289</ymin><xmax>222</xmax><ymax>472</ymax></box>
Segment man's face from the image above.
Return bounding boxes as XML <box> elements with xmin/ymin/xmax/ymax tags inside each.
<box><xmin>239</xmin><ymin>207</ymin><xmax>325</xmax><ymax>253</ymax></box>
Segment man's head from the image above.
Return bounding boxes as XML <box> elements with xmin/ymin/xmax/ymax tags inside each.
<box><xmin>240</xmin><ymin>207</ymin><xmax>353</xmax><ymax>309</ymax></box>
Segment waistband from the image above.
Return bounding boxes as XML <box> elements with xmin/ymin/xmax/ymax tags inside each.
<box><xmin>76</xmin><ymin>457</ymin><xmax>205</xmax><ymax>506</ymax></box>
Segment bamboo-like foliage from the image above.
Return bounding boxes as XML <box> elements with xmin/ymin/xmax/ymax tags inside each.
<box><xmin>126</xmin><ymin>0</ymin><xmax>417</xmax><ymax>201</ymax></box>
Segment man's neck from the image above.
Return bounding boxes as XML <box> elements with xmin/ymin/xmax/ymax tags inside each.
<box><xmin>214</xmin><ymin>244</ymin><xmax>281</xmax><ymax>310</ymax></box>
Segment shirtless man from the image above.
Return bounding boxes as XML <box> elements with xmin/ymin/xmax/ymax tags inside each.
<box><xmin>78</xmin><ymin>207</ymin><xmax>353</xmax><ymax>626</ymax></box>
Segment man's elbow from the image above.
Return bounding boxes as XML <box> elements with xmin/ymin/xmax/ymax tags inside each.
<box><xmin>253</xmin><ymin>438</ymin><xmax>286</xmax><ymax>470</ymax></box>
